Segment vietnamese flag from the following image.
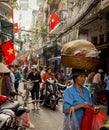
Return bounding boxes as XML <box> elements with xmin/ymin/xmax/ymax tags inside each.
<box><xmin>1</xmin><ymin>40</ymin><xmax>15</xmax><ymax>65</ymax></box>
<box><xmin>13</xmin><ymin>23</ymin><xmax>19</xmax><ymax>33</ymax></box>
<box><xmin>49</xmin><ymin>13</ymin><xmax>60</xmax><ymax>30</ymax></box>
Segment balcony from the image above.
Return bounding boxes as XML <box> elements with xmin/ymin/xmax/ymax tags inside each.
<box><xmin>0</xmin><ymin>1</ymin><xmax>12</xmax><ymax>20</ymax></box>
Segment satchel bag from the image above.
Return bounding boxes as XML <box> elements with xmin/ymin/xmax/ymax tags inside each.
<box><xmin>63</xmin><ymin>110</ymin><xmax>80</xmax><ymax>130</ymax></box>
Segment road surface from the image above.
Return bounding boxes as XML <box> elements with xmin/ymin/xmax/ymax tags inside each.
<box><xmin>18</xmin><ymin>82</ymin><xmax>64</xmax><ymax>130</ymax></box>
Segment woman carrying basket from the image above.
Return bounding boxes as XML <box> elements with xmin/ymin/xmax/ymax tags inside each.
<box><xmin>63</xmin><ymin>69</ymin><xmax>103</xmax><ymax>130</ymax></box>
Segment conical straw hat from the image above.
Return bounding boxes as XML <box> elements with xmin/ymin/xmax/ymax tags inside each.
<box><xmin>0</xmin><ymin>62</ymin><xmax>11</xmax><ymax>73</ymax></box>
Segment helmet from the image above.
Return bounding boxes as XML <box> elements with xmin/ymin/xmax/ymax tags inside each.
<box><xmin>98</xmin><ymin>69</ymin><xmax>103</xmax><ymax>73</ymax></box>
<box><xmin>31</xmin><ymin>65</ymin><xmax>37</xmax><ymax>69</ymax></box>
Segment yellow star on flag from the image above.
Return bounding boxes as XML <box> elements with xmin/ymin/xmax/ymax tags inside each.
<box><xmin>51</xmin><ymin>18</ymin><xmax>54</xmax><ymax>23</ymax></box>
<box><xmin>7</xmin><ymin>48</ymin><xmax>13</xmax><ymax>55</ymax></box>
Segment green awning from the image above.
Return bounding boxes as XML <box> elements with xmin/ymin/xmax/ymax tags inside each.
<box><xmin>0</xmin><ymin>19</ymin><xmax>13</xmax><ymax>37</ymax></box>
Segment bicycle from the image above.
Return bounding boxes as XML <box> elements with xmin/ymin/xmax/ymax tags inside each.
<box><xmin>19</xmin><ymin>79</ymin><xmax>42</xmax><ymax>109</ymax></box>
<box><xmin>18</xmin><ymin>79</ymin><xmax>33</xmax><ymax>106</ymax></box>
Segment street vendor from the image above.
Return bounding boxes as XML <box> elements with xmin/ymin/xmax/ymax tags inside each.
<box><xmin>63</xmin><ymin>69</ymin><xmax>100</xmax><ymax>128</ymax></box>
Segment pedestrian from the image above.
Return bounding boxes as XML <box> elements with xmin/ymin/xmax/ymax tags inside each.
<box><xmin>27</xmin><ymin>65</ymin><xmax>41</xmax><ymax>110</ymax></box>
<box><xmin>40</xmin><ymin>67</ymin><xmax>57</xmax><ymax>101</ymax></box>
<box><xmin>57</xmin><ymin>69</ymin><xmax>65</xmax><ymax>83</ymax></box>
<box><xmin>63</xmin><ymin>69</ymin><xmax>99</xmax><ymax>129</ymax></box>
<box><xmin>13</xmin><ymin>65</ymin><xmax>21</xmax><ymax>100</ymax></box>
<box><xmin>40</xmin><ymin>66</ymin><xmax>47</xmax><ymax>76</ymax></box>
<box><xmin>92</xmin><ymin>69</ymin><xmax>104</xmax><ymax>104</ymax></box>
<box><xmin>85</xmin><ymin>71</ymin><xmax>96</xmax><ymax>101</ymax></box>
<box><xmin>23</xmin><ymin>65</ymin><xmax>29</xmax><ymax>79</ymax></box>
<box><xmin>104</xmin><ymin>73</ymin><xmax>109</xmax><ymax>115</ymax></box>
<box><xmin>8</xmin><ymin>65</ymin><xmax>15</xmax><ymax>92</ymax></box>
<box><xmin>2</xmin><ymin>73</ymin><xmax>13</xmax><ymax>97</ymax></box>
<box><xmin>0</xmin><ymin>62</ymin><xmax>12</xmax><ymax>97</ymax></box>
<box><xmin>40</xmin><ymin>65</ymin><xmax>47</xmax><ymax>103</ymax></box>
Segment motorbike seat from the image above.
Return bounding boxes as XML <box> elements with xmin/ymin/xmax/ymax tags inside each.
<box><xmin>0</xmin><ymin>100</ymin><xmax>19</xmax><ymax>112</ymax></box>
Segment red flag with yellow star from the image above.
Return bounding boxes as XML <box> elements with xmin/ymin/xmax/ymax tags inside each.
<box><xmin>13</xmin><ymin>23</ymin><xmax>19</xmax><ymax>33</ymax></box>
<box><xmin>1</xmin><ymin>40</ymin><xmax>15</xmax><ymax>65</ymax></box>
<box><xmin>49</xmin><ymin>13</ymin><xmax>60</xmax><ymax>30</ymax></box>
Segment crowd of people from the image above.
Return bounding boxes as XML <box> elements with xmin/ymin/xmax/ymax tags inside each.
<box><xmin>1</xmin><ymin>62</ymin><xmax>109</xmax><ymax>129</ymax></box>
<box><xmin>0</xmin><ymin>63</ymin><xmax>108</xmax><ymax>108</ymax></box>
<box><xmin>0</xmin><ymin>63</ymin><xmax>64</xmax><ymax>110</ymax></box>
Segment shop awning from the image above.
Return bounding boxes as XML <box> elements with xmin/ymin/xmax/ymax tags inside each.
<box><xmin>48</xmin><ymin>56</ymin><xmax>61</xmax><ymax>61</ymax></box>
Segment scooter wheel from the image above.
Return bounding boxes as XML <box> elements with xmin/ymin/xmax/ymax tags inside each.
<box><xmin>50</xmin><ymin>101</ymin><xmax>56</xmax><ymax>110</ymax></box>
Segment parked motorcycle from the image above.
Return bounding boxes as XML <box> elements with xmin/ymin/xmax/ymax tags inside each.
<box><xmin>43</xmin><ymin>78</ymin><xmax>60</xmax><ymax>110</ymax></box>
<box><xmin>0</xmin><ymin>92</ymin><xmax>31</xmax><ymax>130</ymax></box>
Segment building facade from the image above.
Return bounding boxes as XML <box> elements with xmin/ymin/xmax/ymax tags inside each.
<box><xmin>42</xmin><ymin>0</ymin><xmax>109</xmax><ymax>73</ymax></box>
<box><xmin>0</xmin><ymin>0</ymin><xmax>14</xmax><ymax>62</ymax></box>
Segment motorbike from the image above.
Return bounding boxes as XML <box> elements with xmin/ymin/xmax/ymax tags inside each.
<box><xmin>0</xmin><ymin>92</ymin><xmax>31</xmax><ymax>130</ymax></box>
<box><xmin>43</xmin><ymin>78</ymin><xmax>60</xmax><ymax>110</ymax></box>
<box><xmin>55</xmin><ymin>82</ymin><xmax>67</xmax><ymax>99</ymax></box>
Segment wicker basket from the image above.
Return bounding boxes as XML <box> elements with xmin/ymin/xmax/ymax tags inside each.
<box><xmin>61</xmin><ymin>55</ymin><xmax>99</xmax><ymax>70</ymax></box>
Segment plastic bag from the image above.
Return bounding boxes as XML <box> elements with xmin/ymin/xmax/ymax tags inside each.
<box><xmin>91</xmin><ymin>112</ymin><xmax>106</xmax><ymax>130</ymax></box>
<box><xmin>22</xmin><ymin>112</ymin><xmax>35</xmax><ymax>129</ymax></box>
<box><xmin>22</xmin><ymin>112</ymin><xmax>30</xmax><ymax>127</ymax></box>
<box><xmin>80</xmin><ymin>107</ymin><xmax>95</xmax><ymax>130</ymax></box>
<box><xmin>63</xmin><ymin>110</ymin><xmax>80</xmax><ymax>130</ymax></box>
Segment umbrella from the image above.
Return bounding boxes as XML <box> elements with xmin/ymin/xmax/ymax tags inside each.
<box><xmin>48</xmin><ymin>56</ymin><xmax>61</xmax><ymax>61</ymax></box>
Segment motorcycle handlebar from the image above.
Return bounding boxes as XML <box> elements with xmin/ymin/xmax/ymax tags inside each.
<box><xmin>22</xmin><ymin>79</ymin><xmax>38</xmax><ymax>85</ymax></box>
<box><xmin>55</xmin><ymin>82</ymin><xmax>66</xmax><ymax>88</ymax></box>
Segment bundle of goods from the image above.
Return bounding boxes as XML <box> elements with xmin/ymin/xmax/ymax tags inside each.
<box><xmin>61</xmin><ymin>39</ymin><xmax>100</xmax><ymax>70</ymax></box>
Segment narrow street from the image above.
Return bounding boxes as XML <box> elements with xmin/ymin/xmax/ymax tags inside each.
<box><xmin>18</xmin><ymin>82</ymin><xmax>64</xmax><ymax>130</ymax></box>
<box><xmin>29</xmin><ymin>103</ymin><xmax>64</xmax><ymax>130</ymax></box>
<box><xmin>18</xmin><ymin>82</ymin><xmax>109</xmax><ymax>130</ymax></box>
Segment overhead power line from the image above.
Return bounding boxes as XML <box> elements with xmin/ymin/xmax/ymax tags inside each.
<box><xmin>18</xmin><ymin>29</ymin><xmax>58</xmax><ymax>36</ymax></box>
